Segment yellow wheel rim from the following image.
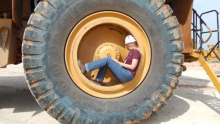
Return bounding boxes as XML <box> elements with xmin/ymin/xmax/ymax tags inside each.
<box><xmin>65</xmin><ymin>11</ymin><xmax>151</xmax><ymax>98</ymax></box>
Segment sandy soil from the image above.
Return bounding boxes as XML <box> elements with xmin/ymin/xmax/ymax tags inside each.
<box><xmin>0</xmin><ymin>62</ymin><xmax>219</xmax><ymax>124</ymax></box>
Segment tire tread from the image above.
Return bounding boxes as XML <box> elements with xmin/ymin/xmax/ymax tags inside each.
<box><xmin>23</xmin><ymin>27</ymin><xmax>47</xmax><ymax>42</ymax></box>
<box><xmin>28</xmin><ymin>13</ymin><xmax>50</xmax><ymax>30</ymax></box>
<box><xmin>149</xmin><ymin>0</ymin><xmax>165</xmax><ymax>11</ymax></box>
<box><xmin>34</xmin><ymin>1</ymin><xmax>56</xmax><ymax>19</ymax></box>
<box><xmin>25</xmin><ymin>66</ymin><xmax>47</xmax><ymax>83</ymax></box>
<box><xmin>163</xmin><ymin>16</ymin><xmax>179</xmax><ymax>30</ymax></box>
<box><xmin>157</xmin><ymin>4</ymin><xmax>173</xmax><ymax>20</ymax></box>
<box><xmin>37</xmin><ymin>90</ymin><xmax>59</xmax><ymax>108</ymax></box>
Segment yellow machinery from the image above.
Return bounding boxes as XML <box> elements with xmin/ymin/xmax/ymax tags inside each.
<box><xmin>0</xmin><ymin>0</ymin><xmax>220</xmax><ymax>123</ymax></box>
<box><xmin>185</xmin><ymin>8</ymin><xmax>220</xmax><ymax>93</ymax></box>
<box><xmin>187</xmin><ymin>50</ymin><xmax>220</xmax><ymax>93</ymax></box>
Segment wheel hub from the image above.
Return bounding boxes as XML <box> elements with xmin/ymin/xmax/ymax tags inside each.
<box><xmin>95</xmin><ymin>43</ymin><xmax>120</xmax><ymax>60</ymax></box>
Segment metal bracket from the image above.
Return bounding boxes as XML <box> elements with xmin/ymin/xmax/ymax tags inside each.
<box><xmin>198</xmin><ymin>54</ymin><xmax>220</xmax><ymax>93</ymax></box>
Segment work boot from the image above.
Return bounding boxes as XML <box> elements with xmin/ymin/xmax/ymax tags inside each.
<box><xmin>78</xmin><ymin>60</ymin><xmax>86</xmax><ymax>73</ymax></box>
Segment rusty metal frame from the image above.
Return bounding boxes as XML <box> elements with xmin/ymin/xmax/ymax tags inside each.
<box><xmin>12</xmin><ymin>0</ymin><xmax>23</xmax><ymax>28</ymax></box>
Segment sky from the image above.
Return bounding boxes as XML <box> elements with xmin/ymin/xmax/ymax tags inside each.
<box><xmin>193</xmin><ymin>0</ymin><xmax>220</xmax><ymax>50</ymax></box>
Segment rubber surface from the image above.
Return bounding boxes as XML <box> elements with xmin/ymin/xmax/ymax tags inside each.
<box><xmin>22</xmin><ymin>0</ymin><xmax>184</xmax><ymax>123</ymax></box>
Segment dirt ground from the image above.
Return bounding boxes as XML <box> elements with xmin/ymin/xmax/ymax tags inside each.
<box><xmin>0</xmin><ymin>62</ymin><xmax>219</xmax><ymax>124</ymax></box>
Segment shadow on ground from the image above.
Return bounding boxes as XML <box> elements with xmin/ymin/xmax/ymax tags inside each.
<box><xmin>178</xmin><ymin>76</ymin><xmax>220</xmax><ymax>114</ymax></box>
<box><xmin>143</xmin><ymin>95</ymin><xmax>190</xmax><ymax>124</ymax></box>
<box><xmin>0</xmin><ymin>76</ymin><xmax>44</xmax><ymax>116</ymax></box>
<box><xmin>143</xmin><ymin>75</ymin><xmax>220</xmax><ymax>123</ymax></box>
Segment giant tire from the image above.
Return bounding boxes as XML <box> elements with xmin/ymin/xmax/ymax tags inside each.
<box><xmin>22</xmin><ymin>0</ymin><xmax>184</xmax><ymax>123</ymax></box>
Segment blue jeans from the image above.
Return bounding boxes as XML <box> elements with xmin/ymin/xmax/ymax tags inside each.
<box><xmin>85</xmin><ymin>57</ymin><xmax>133</xmax><ymax>83</ymax></box>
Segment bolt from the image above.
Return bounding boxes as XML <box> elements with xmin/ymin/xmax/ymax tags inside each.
<box><xmin>3</xmin><ymin>12</ymin><xmax>7</xmax><ymax>19</ymax></box>
<box><xmin>107</xmin><ymin>53</ymin><xmax>111</xmax><ymax>57</ymax></box>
